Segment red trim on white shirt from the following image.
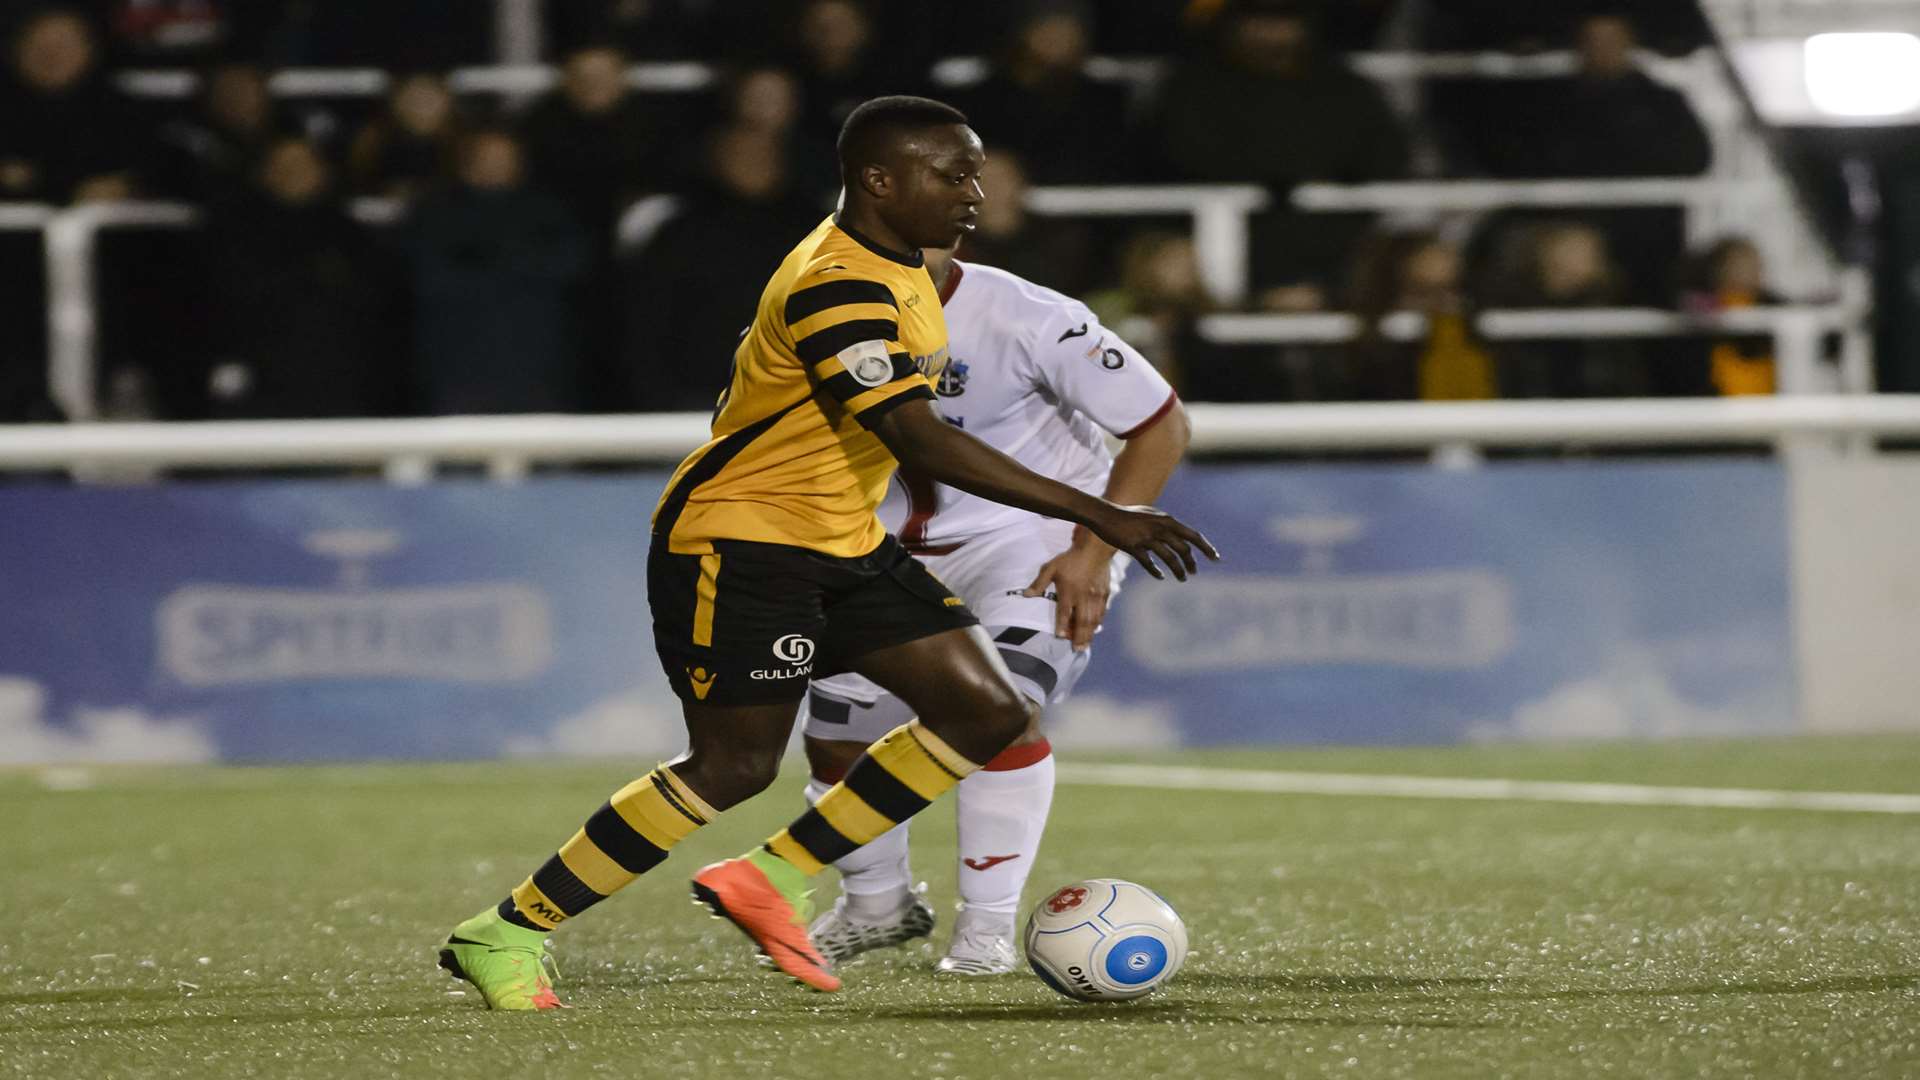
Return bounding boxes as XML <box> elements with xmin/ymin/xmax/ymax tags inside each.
<box><xmin>898</xmin><ymin>468</ymin><xmax>939</xmax><ymax>549</ymax></box>
<box><xmin>937</xmin><ymin>260</ymin><xmax>965</xmax><ymax>305</ymax></box>
<box><xmin>1118</xmin><ymin>391</ymin><xmax>1179</xmax><ymax>440</ymax></box>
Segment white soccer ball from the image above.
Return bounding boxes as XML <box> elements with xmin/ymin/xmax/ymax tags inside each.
<box><xmin>1024</xmin><ymin>878</ymin><xmax>1188</xmax><ymax>1002</ymax></box>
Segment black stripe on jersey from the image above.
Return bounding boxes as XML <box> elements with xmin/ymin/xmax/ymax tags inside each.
<box><xmin>852</xmin><ymin>383</ymin><xmax>933</xmax><ymax>430</ymax></box>
<box><xmin>653</xmin><ymin>395</ymin><xmax>809</xmax><ymax>541</ymax></box>
<box><xmin>819</xmin><ymin>352</ymin><xmax>923</xmax><ymax>405</ymax></box>
<box><xmin>795</xmin><ymin>319</ymin><xmax>900</xmax><ymax>366</ymax></box>
<box><xmin>819</xmin><ymin>370</ymin><xmax>867</xmax><ymax>403</ymax></box>
<box><xmin>994</xmin><ymin>627</ymin><xmax>1041</xmax><ymax>645</ymax></box>
<box><xmin>785</xmin><ymin>280</ymin><xmax>896</xmax><ymax>325</ymax></box>
<box><xmin>842</xmin><ymin>754</ymin><xmax>932</xmax><ymax>822</ymax></box>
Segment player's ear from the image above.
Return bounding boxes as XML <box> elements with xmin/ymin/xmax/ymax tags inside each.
<box><xmin>859</xmin><ymin>163</ymin><xmax>891</xmax><ymax>200</ymax></box>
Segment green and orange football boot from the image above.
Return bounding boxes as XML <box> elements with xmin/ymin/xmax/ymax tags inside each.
<box><xmin>691</xmin><ymin>851</ymin><xmax>841</xmax><ymax>991</ymax></box>
<box><xmin>438</xmin><ymin>908</ymin><xmax>565</xmax><ymax>1011</ymax></box>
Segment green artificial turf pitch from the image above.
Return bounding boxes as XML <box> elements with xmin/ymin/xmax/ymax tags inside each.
<box><xmin>4</xmin><ymin>736</ymin><xmax>1919</xmax><ymax>1078</ymax></box>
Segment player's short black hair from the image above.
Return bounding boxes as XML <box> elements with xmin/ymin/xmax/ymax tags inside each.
<box><xmin>836</xmin><ymin>95</ymin><xmax>971</xmax><ymax>184</ymax></box>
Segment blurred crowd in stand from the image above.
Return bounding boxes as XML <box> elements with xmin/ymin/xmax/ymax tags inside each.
<box><xmin>1</xmin><ymin>0</ymin><xmax>1800</xmax><ymax>426</ymax></box>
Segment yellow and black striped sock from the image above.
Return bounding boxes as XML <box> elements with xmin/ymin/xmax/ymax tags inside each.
<box><xmin>765</xmin><ymin>721</ymin><xmax>981</xmax><ymax>875</ymax></box>
<box><xmin>498</xmin><ymin>765</ymin><xmax>716</xmax><ymax>931</ymax></box>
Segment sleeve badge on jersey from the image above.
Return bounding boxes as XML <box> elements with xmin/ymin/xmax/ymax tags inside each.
<box><xmin>840</xmin><ymin>339</ymin><xmax>895</xmax><ymax>387</ymax></box>
<box><xmin>1083</xmin><ymin>338</ymin><xmax>1123</xmax><ymax>369</ymax></box>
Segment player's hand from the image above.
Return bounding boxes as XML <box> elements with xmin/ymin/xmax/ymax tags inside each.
<box><xmin>1084</xmin><ymin>503</ymin><xmax>1219</xmax><ymax>583</ymax></box>
<box><xmin>1024</xmin><ymin>537</ymin><xmax>1114</xmax><ymax>652</ymax></box>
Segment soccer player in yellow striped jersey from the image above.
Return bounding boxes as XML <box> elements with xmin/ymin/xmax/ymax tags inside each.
<box><xmin>652</xmin><ymin>212</ymin><xmax>951</xmax><ymax>559</ymax></box>
<box><xmin>438</xmin><ymin>96</ymin><xmax>1218</xmax><ymax>1008</ymax></box>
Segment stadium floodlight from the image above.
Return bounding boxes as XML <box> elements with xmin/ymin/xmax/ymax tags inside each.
<box><xmin>1803</xmin><ymin>32</ymin><xmax>1920</xmax><ymax>119</ymax></box>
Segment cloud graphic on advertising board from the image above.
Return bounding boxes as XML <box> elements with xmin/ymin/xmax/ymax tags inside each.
<box><xmin>502</xmin><ymin>690</ymin><xmax>690</xmax><ymax>759</ymax></box>
<box><xmin>1046</xmin><ymin>694</ymin><xmax>1183</xmax><ymax>750</ymax></box>
<box><xmin>1470</xmin><ymin>651</ymin><xmax>1793</xmax><ymax>742</ymax></box>
<box><xmin>0</xmin><ymin>676</ymin><xmax>218</xmax><ymax>764</ymax></box>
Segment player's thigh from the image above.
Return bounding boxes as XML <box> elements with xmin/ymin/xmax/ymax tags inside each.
<box><xmin>816</xmin><ymin>535</ymin><xmax>980</xmax><ymax>681</ymax></box>
<box><xmin>680</xmin><ymin>698</ymin><xmax>806</xmax><ymax>781</ymax></box>
<box><xmin>845</xmin><ymin>626</ymin><xmax>1033</xmax><ymax>765</ymax></box>
<box><xmin>648</xmin><ymin>539</ymin><xmax>826</xmax><ymax>709</ymax></box>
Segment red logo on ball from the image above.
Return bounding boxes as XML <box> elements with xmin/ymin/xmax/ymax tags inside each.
<box><xmin>1046</xmin><ymin>886</ymin><xmax>1089</xmax><ymax>914</ymax></box>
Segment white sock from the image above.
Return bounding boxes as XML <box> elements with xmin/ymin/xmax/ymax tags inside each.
<box><xmin>806</xmin><ymin>776</ymin><xmax>912</xmax><ymax>918</ymax></box>
<box><xmin>954</xmin><ymin>743</ymin><xmax>1055</xmax><ymax>917</ymax></box>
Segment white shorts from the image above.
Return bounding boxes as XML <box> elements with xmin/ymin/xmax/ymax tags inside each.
<box><xmin>802</xmin><ymin>518</ymin><xmax>1127</xmax><ymax>744</ymax></box>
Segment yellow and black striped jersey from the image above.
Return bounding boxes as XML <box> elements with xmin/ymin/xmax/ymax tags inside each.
<box><xmin>651</xmin><ymin>215</ymin><xmax>949</xmax><ymax>558</ymax></box>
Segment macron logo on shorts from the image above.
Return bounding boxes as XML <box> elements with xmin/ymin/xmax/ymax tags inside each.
<box><xmin>686</xmin><ymin>666</ymin><xmax>717</xmax><ymax>700</ymax></box>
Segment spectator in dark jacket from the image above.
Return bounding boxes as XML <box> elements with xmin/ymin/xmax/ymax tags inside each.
<box><xmin>149</xmin><ymin>61</ymin><xmax>288</xmax><ymax>201</ymax></box>
<box><xmin>522</xmin><ymin>43</ymin><xmax>686</xmax><ymax>233</ymax></box>
<box><xmin>954</xmin><ymin>151</ymin><xmax>1097</xmax><ymax>297</ymax></box>
<box><xmin>1479</xmin><ymin>219</ymin><xmax>1646</xmax><ymax>398</ymax></box>
<box><xmin>1145</xmin><ymin>0</ymin><xmax>1408</xmax><ymax>301</ymax></box>
<box><xmin>407</xmin><ymin>128</ymin><xmax>591</xmax><ymax>415</ymax></box>
<box><xmin>521</xmin><ymin>43</ymin><xmax>688</xmax><ymax>407</ymax></box>
<box><xmin>0</xmin><ymin>8</ymin><xmax>142</xmax><ymax>204</ymax></box>
<box><xmin>718</xmin><ymin>64</ymin><xmax>838</xmax><ymax>208</ymax></box>
<box><xmin>203</xmin><ymin>137</ymin><xmax>401</xmax><ymax>418</ymax></box>
<box><xmin>952</xmin><ymin>1</ymin><xmax>1133</xmax><ymax>185</ymax></box>
<box><xmin>1521</xmin><ymin>14</ymin><xmax>1712</xmax><ymax>180</ymax></box>
<box><xmin>1476</xmin><ymin>14</ymin><xmax>1713</xmax><ymax>304</ymax></box>
<box><xmin>622</xmin><ymin>125</ymin><xmax>822</xmax><ymax>412</ymax></box>
<box><xmin>347</xmin><ymin>71</ymin><xmax>465</xmax><ymax>200</ymax></box>
<box><xmin>787</xmin><ymin>0</ymin><xmax>922</xmax><ymax>153</ymax></box>
<box><xmin>1147</xmin><ymin>0</ymin><xmax>1407</xmax><ymax>187</ymax></box>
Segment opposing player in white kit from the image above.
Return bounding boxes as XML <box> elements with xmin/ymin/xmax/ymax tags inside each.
<box><xmin>798</xmin><ymin>243</ymin><xmax>1190</xmax><ymax>975</ymax></box>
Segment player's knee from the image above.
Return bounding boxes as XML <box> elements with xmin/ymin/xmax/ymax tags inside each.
<box><xmin>974</xmin><ymin>682</ymin><xmax>1036</xmax><ymax>752</ymax></box>
<box><xmin>679</xmin><ymin>749</ymin><xmax>783</xmax><ymax>809</ymax></box>
<box><xmin>803</xmin><ymin>736</ymin><xmax>865</xmax><ymax>786</ymax></box>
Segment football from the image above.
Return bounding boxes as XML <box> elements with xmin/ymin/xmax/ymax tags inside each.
<box><xmin>1024</xmin><ymin>878</ymin><xmax>1189</xmax><ymax>1002</ymax></box>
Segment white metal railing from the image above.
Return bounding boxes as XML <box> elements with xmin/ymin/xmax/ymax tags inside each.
<box><xmin>1023</xmin><ymin>184</ymin><xmax>1271</xmax><ymax>301</ymax></box>
<box><xmin>5</xmin><ymin>199</ymin><xmax>402</xmax><ymax>421</ymax></box>
<box><xmin>1187</xmin><ymin>305</ymin><xmax>1870</xmax><ymax>395</ymax></box>
<box><xmin>1025</xmin><ymin>179</ymin><xmax>1743</xmax><ymax>303</ymax></box>
<box><xmin>0</xmin><ymin>398</ymin><xmax>1915</xmax><ymax>478</ymax></box>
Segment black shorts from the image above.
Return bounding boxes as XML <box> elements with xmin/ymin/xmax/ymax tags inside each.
<box><xmin>648</xmin><ymin>534</ymin><xmax>979</xmax><ymax>706</ymax></box>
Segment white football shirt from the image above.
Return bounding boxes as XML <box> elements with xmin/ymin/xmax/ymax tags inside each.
<box><xmin>890</xmin><ymin>259</ymin><xmax>1177</xmax><ymax>549</ymax></box>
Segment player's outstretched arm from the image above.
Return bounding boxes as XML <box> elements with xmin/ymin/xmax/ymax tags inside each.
<box><xmin>871</xmin><ymin>398</ymin><xmax>1219</xmax><ymax>581</ymax></box>
<box><xmin>1028</xmin><ymin>398</ymin><xmax>1194</xmax><ymax>648</ymax></box>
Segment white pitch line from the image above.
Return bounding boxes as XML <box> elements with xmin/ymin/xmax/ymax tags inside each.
<box><xmin>1055</xmin><ymin>762</ymin><xmax>1920</xmax><ymax>815</ymax></box>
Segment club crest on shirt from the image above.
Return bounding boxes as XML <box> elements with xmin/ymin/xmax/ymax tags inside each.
<box><xmin>935</xmin><ymin>358</ymin><xmax>970</xmax><ymax>397</ymax></box>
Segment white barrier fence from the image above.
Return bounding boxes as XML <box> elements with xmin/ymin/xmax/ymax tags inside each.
<box><xmin>1</xmin><ymin>397</ymin><xmax>1915</xmax><ymax>481</ymax></box>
